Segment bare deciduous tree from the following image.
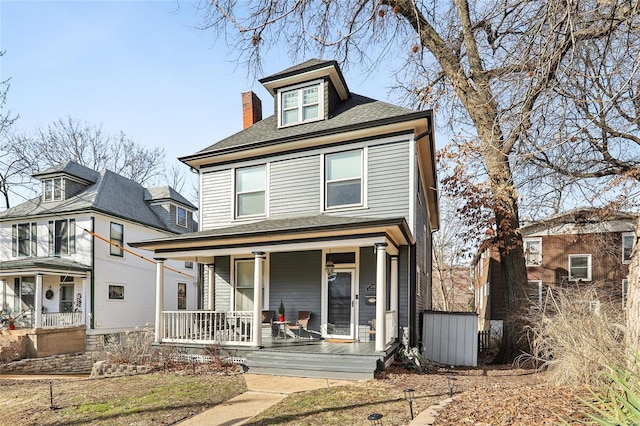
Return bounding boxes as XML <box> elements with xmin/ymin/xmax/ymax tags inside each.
<box><xmin>197</xmin><ymin>0</ymin><xmax>636</xmax><ymax>361</ymax></box>
<box><xmin>431</xmin><ymin>192</ymin><xmax>474</xmax><ymax>312</ymax></box>
<box><xmin>12</xmin><ymin>116</ymin><xmax>166</xmax><ymax>187</ymax></box>
<box><xmin>0</xmin><ymin>51</ymin><xmax>25</xmax><ymax>210</ymax></box>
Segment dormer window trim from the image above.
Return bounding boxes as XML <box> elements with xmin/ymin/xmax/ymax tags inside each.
<box><xmin>44</xmin><ymin>177</ymin><xmax>63</xmax><ymax>202</ymax></box>
<box><xmin>277</xmin><ymin>79</ymin><xmax>324</xmax><ymax>128</ymax></box>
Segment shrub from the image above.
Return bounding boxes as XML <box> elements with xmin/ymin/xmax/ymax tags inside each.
<box><xmin>103</xmin><ymin>324</ymin><xmax>155</xmax><ymax>364</ymax></box>
<box><xmin>520</xmin><ymin>283</ymin><xmax>625</xmax><ymax>386</ymax></box>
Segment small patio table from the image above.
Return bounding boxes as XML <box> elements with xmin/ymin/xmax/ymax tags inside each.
<box><xmin>274</xmin><ymin>320</ymin><xmax>290</xmax><ymax>340</ymax></box>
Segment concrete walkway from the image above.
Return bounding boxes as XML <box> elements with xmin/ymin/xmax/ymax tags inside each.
<box><xmin>177</xmin><ymin>374</ymin><xmax>355</xmax><ymax>426</ymax></box>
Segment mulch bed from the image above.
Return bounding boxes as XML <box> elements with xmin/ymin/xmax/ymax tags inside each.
<box><xmin>377</xmin><ymin>363</ymin><xmax>597</xmax><ymax>425</ymax></box>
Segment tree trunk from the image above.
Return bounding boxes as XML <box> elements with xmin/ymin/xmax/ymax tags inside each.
<box><xmin>483</xmin><ymin>146</ymin><xmax>530</xmax><ymax>363</ymax></box>
<box><xmin>625</xmin><ymin>218</ymin><xmax>640</xmax><ymax>356</ymax></box>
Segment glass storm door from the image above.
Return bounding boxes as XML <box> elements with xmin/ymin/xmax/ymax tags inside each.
<box><xmin>326</xmin><ymin>269</ymin><xmax>355</xmax><ymax>339</ymax></box>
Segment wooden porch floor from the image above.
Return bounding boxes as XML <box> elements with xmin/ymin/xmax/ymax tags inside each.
<box><xmin>258</xmin><ymin>337</ymin><xmax>387</xmax><ymax>356</ymax></box>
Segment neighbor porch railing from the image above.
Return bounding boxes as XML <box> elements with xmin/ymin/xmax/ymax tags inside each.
<box><xmin>41</xmin><ymin>312</ymin><xmax>83</xmax><ymax>328</ymax></box>
<box><xmin>385</xmin><ymin>310</ymin><xmax>397</xmax><ymax>345</ymax></box>
<box><xmin>161</xmin><ymin>311</ymin><xmax>255</xmax><ymax>346</ymax></box>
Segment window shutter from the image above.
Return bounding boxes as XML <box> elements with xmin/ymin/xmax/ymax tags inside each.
<box><xmin>69</xmin><ymin>219</ymin><xmax>76</xmax><ymax>253</ymax></box>
<box><xmin>12</xmin><ymin>224</ymin><xmax>17</xmax><ymax>257</ymax></box>
<box><xmin>31</xmin><ymin>222</ymin><xmax>37</xmax><ymax>256</ymax></box>
<box><xmin>48</xmin><ymin>221</ymin><xmax>54</xmax><ymax>255</ymax></box>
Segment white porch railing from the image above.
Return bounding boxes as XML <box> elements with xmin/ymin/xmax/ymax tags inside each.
<box><xmin>42</xmin><ymin>312</ymin><xmax>83</xmax><ymax>328</ymax></box>
<box><xmin>161</xmin><ymin>311</ymin><xmax>255</xmax><ymax>346</ymax></box>
<box><xmin>385</xmin><ymin>310</ymin><xmax>397</xmax><ymax>346</ymax></box>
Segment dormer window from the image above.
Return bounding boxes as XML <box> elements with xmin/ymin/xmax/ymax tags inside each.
<box><xmin>176</xmin><ymin>206</ymin><xmax>187</xmax><ymax>228</ymax></box>
<box><xmin>44</xmin><ymin>178</ymin><xmax>63</xmax><ymax>201</ymax></box>
<box><xmin>278</xmin><ymin>80</ymin><xmax>323</xmax><ymax>127</ymax></box>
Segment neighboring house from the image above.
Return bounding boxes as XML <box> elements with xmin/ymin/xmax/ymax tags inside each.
<box><xmin>473</xmin><ymin>208</ymin><xmax>636</xmax><ymax>332</ymax></box>
<box><xmin>131</xmin><ymin>59</ymin><xmax>439</xmax><ymax>378</ymax></box>
<box><xmin>0</xmin><ymin>161</ymin><xmax>197</xmax><ymax>357</ymax></box>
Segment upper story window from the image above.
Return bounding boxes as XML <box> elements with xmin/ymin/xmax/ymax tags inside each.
<box><xmin>622</xmin><ymin>232</ymin><xmax>635</xmax><ymax>263</ymax></box>
<box><xmin>278</xmin><ymin>81</ymin><xmax>323</xmax><ymax>127</ymax></box>
<box><xmin>235</xmin><ymin>165</ymin><xmax>266</xmax><ymax>218</ymax></box>
<box><xmin>44</xmin><ymin>178</ymin><xmax>63</xmax><ymax>201</ymax></box>
<box><xmin>48</xmin><ymin>219</ymin><xmax>75</xmax><ymax>256</ymax></box>
<box><xmin>110</xmin><ymin>222</ymin><xmax>124</xmax><ymax>257</ymax></box>
<box><xmin>325</xmin><ymin>150</ymin><xmax>363</xmax><ymax>209</ymax></box>
<box><xmin>12</xmin><ymin>223</ymin><xmax>37</xmax><ymax>257</ymax></box>
<box><xmin>568</xmin><ymin>254</ymin><xmax>592</xmax><ymax>281</ymax></box>
<box><xmin>176</xmin><ymin>206</ymin><xmax>187</xmax><ymax>228</ymax></box>
<box><xmin>524</xmin><ymin>238</ymin><xmax>542</xmax><ymax>266</ymax></box>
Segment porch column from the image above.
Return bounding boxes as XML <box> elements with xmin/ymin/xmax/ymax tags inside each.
<box><xmin>375</xmin><ymin>243</ymin><xmax>387</xmax><ymax>352</ymax></box>
<box><xmin>154</xmin><ymin>258</ymin><xmax>166</xmax><ymax>343</ymax></box>
<box><xmin>206</xmin><ymin>264</ymin><xmax>215</xmax><ymax>310</ymax></box>
<box><xmin>252</xmin><ymin>251</ymin><xmax>265</xmax><ymax>348</ymax></box>
<box><xmin>82</xmin><ymin>276</ymin><xmax>88</xmax><ymax>327</ymax></box>
<box><xmin>390</xmin><ymin>255</ymin><xmax>399</xmax><ymax>340</ymax></box>
<box><xmin>35</xmin><ymin>274</ymin><xmax>43</xmax><ymax>328</ymax></box>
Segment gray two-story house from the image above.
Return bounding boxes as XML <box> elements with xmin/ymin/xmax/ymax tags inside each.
<box><xmin>132</xmin><ymin>59</ymin><xmax>438</xmax><ymax>378</ymax></box>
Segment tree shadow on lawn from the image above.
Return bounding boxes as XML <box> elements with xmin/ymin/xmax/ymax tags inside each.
<box><xmin>32</xmin><ymin>400</ymin><xmax>219</xmax><ymax>426</ymax></box>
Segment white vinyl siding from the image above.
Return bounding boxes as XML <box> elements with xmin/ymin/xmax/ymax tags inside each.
<box><xmin>270</xmin><ymin>155</ymin><xmax>320</xmax><ymax>217</ymax></box>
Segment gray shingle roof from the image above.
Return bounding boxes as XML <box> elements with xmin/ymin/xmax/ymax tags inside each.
<box><xmin>258</xmin><ymin>59</ymin><xmax>341</xmax><ymax>84</ymax></box>
<box><xmin>145</xmin><ymin>186</ymin><xmax>197</xmax><ymax>210</ymax></box>
<box><xmin>185</xmin><ymin>94</ymin><xmax>426</xmax><ymax>158</ymax></box>
<box><xmin>32</xmin><ymin>160</ymin><xmax>99</xmax><ymax>183</ymax></box>
<box><xmin>131</xmin><ymin>214</ymin><xmax>410</xmax><ymax>247</ymax></box>
<box><xmin>0</xmin><ymin>168</ymin><xmax>190</xmax><ymax>233</ymax></box>
<box><xmin>0</xmin><ymin>257</ymin><xmax>92</xmax><ymax>273</ymax></box>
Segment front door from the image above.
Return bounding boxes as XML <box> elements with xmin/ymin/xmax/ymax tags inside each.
<box><xmin>325</xmin><ymin>268</ymin><xmax>356</xmax><ymax>339</ymax></box>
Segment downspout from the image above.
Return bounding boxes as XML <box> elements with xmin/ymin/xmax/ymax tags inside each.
<box><xmin>409</xmin><ymin>244</ymin><xmax>417</xmax><ymax>347</ymax></box>
<box><xmin>90</xmin><ymin>216</ymin><xmax>95</xmax><ymax>329</ymax></box>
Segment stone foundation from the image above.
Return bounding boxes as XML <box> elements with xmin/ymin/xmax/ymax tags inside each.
<box><xmin>0</xmin><ymin>353</ymin><xmax>95</xmax><ymax>374</ymax></box>
<box><xmin>90</xmin><ymin>360</ymin><xmax>154</xmax><ymax>378</ymax></box>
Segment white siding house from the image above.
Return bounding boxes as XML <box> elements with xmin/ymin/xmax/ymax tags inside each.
<box><xmin>0</xmin><ymin>161</ymin><xmax>197</xmax><ymax>355</ymax></box>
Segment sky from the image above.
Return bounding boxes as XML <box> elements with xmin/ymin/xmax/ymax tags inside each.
<box><xmin>0</xmin><ymin>0</ymin><xmax>420</xmax><ymax>186</ymax></box>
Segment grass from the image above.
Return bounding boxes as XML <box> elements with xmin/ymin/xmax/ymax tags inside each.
<box><xmin>247</xmin><ymin>380</ymin><xmax>441</xmax><ymax>425</ymax></box>
<box><xmin>0</xmin><ymin>373</ymin><xmax>246</xmax><ymax>426</ymax></box>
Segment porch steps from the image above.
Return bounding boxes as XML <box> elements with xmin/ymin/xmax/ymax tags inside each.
<box><xmin>244</xmin><ymin>350</ymin><xmax>381</xmax><ymax>380</ymax></box>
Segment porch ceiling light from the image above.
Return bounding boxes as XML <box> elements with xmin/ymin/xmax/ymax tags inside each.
<box><xmin>325</xmin><ymin>259</ymin><xmax>335</xmax><ymax>275</ymax></box>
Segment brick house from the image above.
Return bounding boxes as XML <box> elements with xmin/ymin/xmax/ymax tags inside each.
<box><xmin>473</xmin><ymin>208</ymin><xmax>636</xmax><ymax>331</ymax></box>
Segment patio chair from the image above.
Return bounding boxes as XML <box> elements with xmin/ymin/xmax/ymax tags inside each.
<box><xmin>262</xmin><ymin>310</ymin><xmax>275</xmax><ymax>337</ymax></box>
<box><xmin>288</xmin><ymin>310</ymin><xmax>311</xmax><ymax>339</ymax></box>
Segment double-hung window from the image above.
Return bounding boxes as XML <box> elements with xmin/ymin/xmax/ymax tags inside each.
<box><xmin>110</xmin><ymin>222</ymin><xmax>124</xmax><ymax>257</ymax></box>
<box><xmin>235</xmin><ymin>165</ymin><xmax>266</xmax><ymax>217</ymax></box>
<box><xmin>234</xmin><ymin>259</ymin><xmax>254</xmax><ymax>311</ymax></box>
<box><xmin>44</xmin><ymin>178</ymin><xmax>63</xmax><ymax>201</ymax></box>
<box><xmin>279</xmin><ymin>82</ymin><xmax>322</xmax><ymax>127</ymax></box>
<box><xmin>524</xmin><ymin>238</ymin><xmax>542</xmax><ymax>266</ymax></box>
<box><xmin>569</xmin><ymin>254</ymin><xmax>592</xmax><ymax>281</ymax></box>
<box><xmin>176</xmin><ymin>206</ymin><xmax>187</xmax><ymax>228</ymax></box>
<box><xmin>325</xmin><ymin>150</ymin><xmax>363</xmax><ymax>209</ymax></box>
<box><xmin>48</xmin><ymin>219</ymin><xmax>75</xmax><ymax>256</ymax></box>
<box><xmin>12</xmin><ymin>223</ymin><xmax>37</xmax><ymax>257</ymax></box>
<box><xmin>622</xmin><ymin>232</ymin><xmax>635</xmax><ymax>263</ymax></box>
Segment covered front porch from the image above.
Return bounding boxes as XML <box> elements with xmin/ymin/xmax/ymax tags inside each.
<box><xmin>133</xmin><ymin>216</ymin><xmax>415</xmax><ymax>357</ymax></box>
<box><xmin>0</xmin><ymin>257</ymin><xmax>91</xmax><ymax>331</ymax></box>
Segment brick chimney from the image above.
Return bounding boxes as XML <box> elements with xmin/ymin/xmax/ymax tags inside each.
<box><xmin>242</xmin><ymin>91</ymin><xmax>262</xmax><ymax>129</ymax></box>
